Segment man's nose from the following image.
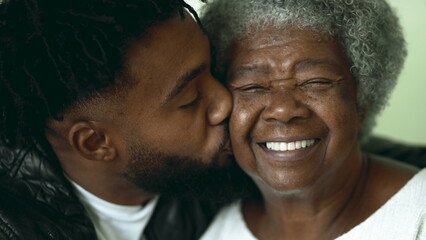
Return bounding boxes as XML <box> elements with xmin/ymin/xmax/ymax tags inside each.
<box><xmin>261</xmin><ymin>90</ymin><xmax>310</xmax><ymax>124</ymax></box>
<box><xmin>206</xmin><ymin>77</ymin><xmax>232</xmax><ymax>126</ymax></box>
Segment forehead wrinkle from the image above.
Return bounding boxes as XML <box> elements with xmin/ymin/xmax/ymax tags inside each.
<box><xmin>230</xmin><ymin>57</ymin><xmax>297</xmax><ymax>84</ymax></box>
<box><xmin>234</xmin><ymin>64</ymin><xmax>271</xmax><ymax>75</ymax></box>
<box><xmin>294</xmin><ymin>58</ymin><xmax>344</xmax><ymax>71</ymax></box>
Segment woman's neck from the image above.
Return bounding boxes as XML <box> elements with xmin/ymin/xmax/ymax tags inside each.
<box><xmin>243</xmin><ymin>155</ymin><xmax>370</xmax><ymax>240</ymax></box>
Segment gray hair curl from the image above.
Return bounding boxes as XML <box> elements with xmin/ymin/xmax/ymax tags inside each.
<box><xmin>201</xmin><ymin>0</ymin><xmax>407</xmax><ymax>140</ymax></box>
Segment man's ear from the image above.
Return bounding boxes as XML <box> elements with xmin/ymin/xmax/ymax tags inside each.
<box><xmin>68</xmin><ymin>121</ymin><xmax>117</xmax><ymax>162</ymax></box>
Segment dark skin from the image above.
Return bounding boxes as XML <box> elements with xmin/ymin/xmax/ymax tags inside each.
<box><xmin>45</xmin><ymin>11</ymin><xmax>232</xmax><ymax>205</ymax></box>
<box><xmin>227</xmin><ymin>27</ymin><xmax>418</xmax><ymax>239</ymax></box>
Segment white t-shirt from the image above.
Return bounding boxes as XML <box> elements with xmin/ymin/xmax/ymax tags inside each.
<box><xmin>201</xmin><ymin>168</ymin><xmax>426</xmax><ymax>240</ymax></box>
<box><xmin>70</xmin><ymin>180</ymin><xmax>158</xmax><ymax>240</ymax></box>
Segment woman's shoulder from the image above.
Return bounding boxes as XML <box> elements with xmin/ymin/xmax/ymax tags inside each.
<box><xmin>337</xmin><ymin>156</ymin><xmax>426</xmax><ymax>240</ymax></box>
<box><xmin>368</xmin><ymin>154</ymin><xmax>419</xmax><ymax>191</ymax></box>
<box><xmin>364</xmin><ymin>154</ymin><xmax>421</xmax><ymax>210</ymax></box>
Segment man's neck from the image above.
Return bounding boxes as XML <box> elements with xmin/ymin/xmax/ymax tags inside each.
<box><xmin>64</xmin><ymin>170</ymin><xmax>156</xmax><ymax>205</ymax></box>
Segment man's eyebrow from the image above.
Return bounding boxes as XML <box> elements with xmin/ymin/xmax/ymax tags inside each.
<box><xmin>163</xmin><ymin>64</ymin><xmax>206</xmax><ymax>104</ymax></box>
<box><xmin>295</xmin><ymin>59</ymin><xmax>342</xmax><ymax>70</ymax></box>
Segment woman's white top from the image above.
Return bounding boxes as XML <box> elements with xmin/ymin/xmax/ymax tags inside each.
<box><xmin>201</xmin><ymin>168</ymin><xmax>426</xmax><ymax>240</ymax></box>
<box><xmin>70</xmin><ymin>180</ymin><xmax>159</xmax><ymax>240</ymax></box>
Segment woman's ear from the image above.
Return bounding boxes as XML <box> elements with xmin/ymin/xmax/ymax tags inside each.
<box><xmin>68</xmin><ymin>121</ymin><xmax>117</xmax><ymax>162</ymax></box>
<box><xmin>358</xmin><ymin>106</ymin><xmax>368</xmax><ymax>129</ymax></box>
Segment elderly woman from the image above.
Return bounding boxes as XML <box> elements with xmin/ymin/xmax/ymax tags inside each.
<box><xmin>200</xmin><ymin>0</ymin><xmax>426</xmax><ymax>239</ymax></box>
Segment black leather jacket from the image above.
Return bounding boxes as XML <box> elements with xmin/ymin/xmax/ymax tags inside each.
<box><xmin>0</xmin><ymin>147</ymin><xmax>218</xmax><ymax>240</ymax></box>
<box><xmin>0</xmin><ymin>137</ymin><xmax>425</xmax><ymax>240</ymax></box>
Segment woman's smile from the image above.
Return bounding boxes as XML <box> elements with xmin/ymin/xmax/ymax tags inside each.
<box><xmin>253</xmin><ymin>137</ymin><xmax>321</xmax><ymax>164</ymax></box>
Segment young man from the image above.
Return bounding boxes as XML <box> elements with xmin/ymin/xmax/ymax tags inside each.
<box><xmin>0</xmin><ymin>0</ymin><xmax>234</xmax><ymax>239</ymax></box>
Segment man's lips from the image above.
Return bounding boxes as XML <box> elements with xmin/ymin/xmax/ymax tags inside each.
<box><xmin>221</xmin><ymin>139</ymin><xmax>233</xmax><ymax>154</ymax></box>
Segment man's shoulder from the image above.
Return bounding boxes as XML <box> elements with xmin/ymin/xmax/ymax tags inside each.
<box><xmin>0</xmin><ymin>176</ymin><xmax>58</xmax><ymax>239</ymax></box>
<box><xmin>0</xmin><ymin>147</ymin><xmax>97</xmax><ymax>240</ymax></box>
<box><xmin>0</xmin><ymin>178</ymin><xmax>28</xmax><ymax>239</ymax></box>
<box><xmin>0</xmin><ymin>175</ymin><xmax>98</xmax><ymax>239</ymax></box>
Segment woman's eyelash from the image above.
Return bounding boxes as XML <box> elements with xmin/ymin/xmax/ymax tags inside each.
<box><xmin>300</xmin><ymin>77</ymin><xmax>345</xmax><ymax>86</ymax></box>
<box><xmin>236</xmin><ymin>84</ymin><xmax>269</xmax><ymax>91</ymax></box>
<box><xmin>301</xmin><ymin>79</ymin><xmax>332</xmax><ymax>85</ymax></box>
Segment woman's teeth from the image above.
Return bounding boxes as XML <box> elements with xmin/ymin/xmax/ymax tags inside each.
<box><xmin>265</xmin><ymin>139</ymin><xmax>315</xmax><ymax>151</ymax></box>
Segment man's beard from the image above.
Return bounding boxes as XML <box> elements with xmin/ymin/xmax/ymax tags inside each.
<box><xmin>122</xmin><ymin>139</ymin><xmax>255</xmax><ymax>203</ymax></box>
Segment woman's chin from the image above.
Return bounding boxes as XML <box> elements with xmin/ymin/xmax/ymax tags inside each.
<box><xmin>252</xmin><ymin>171</ymin><xmax>320</xmax><ymax>196</ymax></box>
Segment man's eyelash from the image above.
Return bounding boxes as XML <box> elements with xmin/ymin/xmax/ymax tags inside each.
<box><xmin>180</xmin><ymin>94</ymin><xmax>202</xmax><ymax>109</ymax></box>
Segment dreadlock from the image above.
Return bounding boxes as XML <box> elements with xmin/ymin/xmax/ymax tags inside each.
<box><xmin>0</xmin><ymin>0</ymin><xmax>203</xmax><ymax>157</ymax></box>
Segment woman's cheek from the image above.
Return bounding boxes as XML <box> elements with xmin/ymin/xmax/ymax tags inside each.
<box><xmin>230</xmin><ymin>96</ymin><xmax>262</xmax><ymax>170</ymax></box>
<box><xmin>230</xmin><ymin>95</ymin><xmax>254</xmax><ymax>141</ymax></box>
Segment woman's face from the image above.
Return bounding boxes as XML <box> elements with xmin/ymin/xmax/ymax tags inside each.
<box><xmin>227</xmin><ymin>27</ymin><xmax>362</xmax><ymax>193</ymax></box>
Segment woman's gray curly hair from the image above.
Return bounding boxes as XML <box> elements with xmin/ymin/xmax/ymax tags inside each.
<box><xmin>201</xmin><ymin>0</ymin><xmax>407</xmax><ymax>141</ymax></box>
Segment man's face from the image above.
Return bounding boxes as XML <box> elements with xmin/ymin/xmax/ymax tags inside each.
<box><xmin>111</xmin><ymin>12</ymin><xmax>233</xmax><ymax>195</ymax></box>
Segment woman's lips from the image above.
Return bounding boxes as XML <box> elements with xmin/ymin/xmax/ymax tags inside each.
<box><xmin>264</xmin><ymin>139</ymin><xmax>316</xmax><ymax>151</ymax></box>
<box><xmin>255</xmin><ymin>138</ymin><xmax>320</xmax><ymax>163</ymax></box>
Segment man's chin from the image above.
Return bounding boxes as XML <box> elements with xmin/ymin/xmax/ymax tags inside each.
<box><xmin>124</xmin><ymin>153</ymin><xmax>253</xmax><ymax>203</ymax></box>
<box><xmin>214</xmin><ymin>152</ymin><xmax>232</xmax><ymax>168</ymax></box>
<box><xmin>214</xmin><ymin>142</ymin><xmax>233</xmax><ymax>167</ymax></box>
<box><xmin>123</xmin><ymin>138</ymin><xmax>256</xmax><ymax>203</ymax></box>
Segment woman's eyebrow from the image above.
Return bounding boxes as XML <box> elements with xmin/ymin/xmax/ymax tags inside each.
<box><xmin>233</xmin><ymin>64</ymin><xmax>271</xmax><ymax>75</ymax></box>
<box><xmin>295</xmin><ymin>59</ymin><xmax>342</xmax><ymax>70</ymax></box>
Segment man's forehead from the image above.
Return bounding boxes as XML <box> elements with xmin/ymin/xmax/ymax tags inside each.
<box><xmin>118</xmin><ymin>9</ymin><xmax>208</xmax><ymax>103</ymax></box>
<box><xmin>126</xmin><ymin>19</ymin><xmax>200</xmax><ymax>78</ymax></box>
<box><xmin>134</xmin><ymin>10</ymin><xmax>197</xmax><ymax>47</ymax></box>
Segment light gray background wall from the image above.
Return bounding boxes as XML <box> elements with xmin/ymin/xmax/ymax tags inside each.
<box><xmin>187</xmin><ymin>0</ymin><xmax>426</xmax><ymax>145</ymax></box>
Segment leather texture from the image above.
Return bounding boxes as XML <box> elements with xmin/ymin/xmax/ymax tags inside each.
<box><xmin>0</xmin><ymin>148</ymin><xmax>97</xmax><ymax>240</ymax></box>
<box><xmin>0</xmin><ymin>137</ymin><xmax>425</xmax><ymax>240</ymax></box>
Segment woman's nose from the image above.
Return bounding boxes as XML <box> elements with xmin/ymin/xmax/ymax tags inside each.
<box><xmin>261</xmin><ymin>90</ymin><xmax>310</xmax><ymax>124</ymax></box>
<box><xmin>206</xmin><ymin>77</ymin><xmax>232</xmax><ymax>126</ymax></box>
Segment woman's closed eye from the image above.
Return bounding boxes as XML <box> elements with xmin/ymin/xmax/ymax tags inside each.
<box><xmin>233</xmin><ymin>84</ymin><xmax>270</xmax><ymax>93</ymax></box>
<box><xmin>299</xmin><ymin>78</ymin><xmax>343</xmax><ymax>90</ymax></box>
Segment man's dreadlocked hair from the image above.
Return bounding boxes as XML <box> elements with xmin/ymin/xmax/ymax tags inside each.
<box><xmin>0</xmin><ymin>0</ymin><xmax>203</xmax><ymax>157</ymax></box>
